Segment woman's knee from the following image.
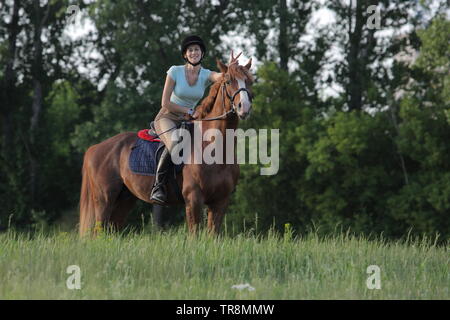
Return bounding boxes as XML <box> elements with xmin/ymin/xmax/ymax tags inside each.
<box><xmin>155</xmin><ymin>119</ymin><xmax>177</xmax><ymax>151</ymax></box>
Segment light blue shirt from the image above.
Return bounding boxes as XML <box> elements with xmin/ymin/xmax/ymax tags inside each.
<box><xmin>167</xmin><ymin>65</ymin><xmax>212</xmax><ymax>109</ymax></box>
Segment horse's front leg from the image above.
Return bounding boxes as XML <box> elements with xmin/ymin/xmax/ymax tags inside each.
<box><xmin>207</xmin><ymin>197</ymin><xmax>230</xmax><ymax>235</ymax></box>
<box><xmin>183</xmin><ymin>186</ymin><xmax>203</xmax><ymax>235</ymax></box>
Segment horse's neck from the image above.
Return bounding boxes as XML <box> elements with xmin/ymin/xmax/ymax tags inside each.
<box><xmin>191</xmin><ymin>90</ymin><xmax>239</xmax><ymax>164</ymax></box>
<box><xmin>202</xmin><ymin>87</ymin><xmax>238</xmax><ymax>134</ymax></box>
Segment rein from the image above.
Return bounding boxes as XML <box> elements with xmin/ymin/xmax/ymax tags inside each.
<box><xmin>152</xmin><ymin>78</ymin><xmax>252</xmax><ymax>138</ymax></box>
<box><xmin>196</xmin><ymin>81</ymin><xmax>252</xmax><ymax>122</ymax></box>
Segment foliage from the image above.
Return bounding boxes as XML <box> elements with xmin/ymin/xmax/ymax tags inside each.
<box><xmin>0</xmin><ymin>1</ymin><xmax>448</xmax><ymax>240</ymax></box>
<box><xmin>227</xmin><ymin>16</ymin><xmax>450</xmax><ymax>239</ymax></box>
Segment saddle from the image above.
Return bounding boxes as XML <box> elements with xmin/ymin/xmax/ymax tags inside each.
<box><xmin>130</xmin><ymin>121</ymin><xmax>184</xmax><ymax>175</ymax></box>
<box><xmin>135</xmin><ymin>122</ymin><xmax>160</xmax><ymax>142</ymax></box>
<box><xmin>129</xmin><ymin>121</ymin><xmax>192</xmax><ymax>203</ymax></box>
<box><xmin>148</xmin><ymin>121</ymin><xmax>159</xmax><ymax>139</ymax></box>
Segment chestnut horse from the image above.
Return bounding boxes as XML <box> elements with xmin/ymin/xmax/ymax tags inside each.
<box><xmin>79</xmin><ymin>55</ymin><xmax>253</xmax><ymax>237</ymax></box>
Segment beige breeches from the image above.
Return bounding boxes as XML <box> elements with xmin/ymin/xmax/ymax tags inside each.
<box><xmin>153</xmin><ymin>117</ymin><xmax>181</xmax><ymax>152</ymax></box>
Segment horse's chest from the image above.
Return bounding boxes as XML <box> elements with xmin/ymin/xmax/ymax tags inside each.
<box><xmin>199</xmin><ymin>166</ymin><xmax>237</xmax><ymax>193</ymax></box>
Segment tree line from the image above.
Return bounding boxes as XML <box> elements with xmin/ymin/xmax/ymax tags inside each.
<box><xmin>0</xmin><ymin>0</ymin><xmax>448</xmax><ymax>239</ymax></box>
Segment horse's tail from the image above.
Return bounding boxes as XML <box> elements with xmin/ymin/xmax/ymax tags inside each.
<box><xmin>79</xmin><ymin>149</ymin><xmax>95</xmax><ymax>237</ymax></box>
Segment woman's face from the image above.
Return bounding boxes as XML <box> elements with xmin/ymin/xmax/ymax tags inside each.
<box><xmin>184</xmin><ymin>44</ymin><xmax>202</xmax><ymax>64</ymax></box>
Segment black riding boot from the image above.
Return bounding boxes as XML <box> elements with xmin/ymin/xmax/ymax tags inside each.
<box><xmin>150</xmin><ymin>147</ymin><xmax>172</xmax><ymax>205</ymax></box>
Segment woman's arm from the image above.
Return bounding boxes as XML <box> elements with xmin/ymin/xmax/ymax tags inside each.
<box><xmin>208</xmin><ymin>71</ymin><xmax>223</xmax><ymax>83</ymax></box>
<box><xmin>208</xmin><ymin>58</ymin><xmax>239</xmax><ymax>82</ymax></box>
<box><xmin>161</xmin><ymin>75</ymin><xmax>191</xmax><ymax>114</ymax></box>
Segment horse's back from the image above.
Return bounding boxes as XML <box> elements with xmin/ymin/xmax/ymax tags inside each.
<box><xmin>83</xmin><ymin>132</ymin><xmax>137</xmax><ymax>175</ymax></box>
<box><xmin>86</xmin><ymin>132</ymin><xmax>136</xmax><ymax>152</ymax></box>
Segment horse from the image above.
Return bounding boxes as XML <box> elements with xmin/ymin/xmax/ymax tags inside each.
<box><xmin>79</xmin><ymin>53</ymin><xmax>253</xmax><ymax>237</ymax></box>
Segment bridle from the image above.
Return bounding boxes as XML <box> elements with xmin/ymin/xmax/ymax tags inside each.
<box><xmin>152</xmin><ymin>75</ymin><xmax>252</xmax><ymax>138</ymax></box>
<box><xmin>198</xmin><ymin>78</ymin><xmax>253</xmax><ymax>122</ymax></box>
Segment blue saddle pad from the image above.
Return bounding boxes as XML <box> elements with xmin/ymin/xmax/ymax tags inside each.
<box><xmin>129</xmin><ymin>138</ymin><xmax>161</xmax><ymax>176</ymax></box>
<box><xmin>129</xmin><ymin>137</ymin><xmax>183</xmax><ymax>176</ymax></box>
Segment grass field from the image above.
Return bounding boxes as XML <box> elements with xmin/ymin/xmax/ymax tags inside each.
<box><xmin>0</xmin><ymin>227</ymin><xmax>448</xmax><ymax>299</ymax></box>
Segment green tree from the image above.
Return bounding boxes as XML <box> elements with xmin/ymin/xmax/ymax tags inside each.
<box><xmin>327</xmin><ymin>0</ymin><xmax>417</xmax><ymax>111</ymax></box>
<box><xmin>0</xmin><ymin>0</ymin><xmax>89</xmax><ymax>228</ymax></box>
<box><xmin>72</xmin><ymin>0</ymin><xmax>243</xmax><ymax>150</ymax></box>
<box><xmin>386</xmin><ymin>16</ymin><xmax>450</xmax><ymax>237</ymax></box>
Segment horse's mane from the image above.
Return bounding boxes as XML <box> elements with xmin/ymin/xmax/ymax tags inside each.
<box><xmin>196</xmin><ymin>64</ymin><xmax>253</xmax><ymax>119</ymax></box>
<box><xmin>228</xmin><ymin>63</ymin><xmax>254</xmax><ymax>84</ymax></box>
<box><xmin>196</xmin><ymin>81</ymin><xmax>222</xmax><ymax>119</ymax></box>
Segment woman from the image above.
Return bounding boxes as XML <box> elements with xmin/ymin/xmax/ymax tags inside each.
<box><xmin>150</xmin><ymin>35</ymin><xmax>223</xmax><ymax>205</ymax></box>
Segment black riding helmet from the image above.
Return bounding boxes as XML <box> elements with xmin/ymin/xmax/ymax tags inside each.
<box><xmin>181</xmin><ymin>35</ymin><xmax>206</xmax><ymax>66</ymax></box>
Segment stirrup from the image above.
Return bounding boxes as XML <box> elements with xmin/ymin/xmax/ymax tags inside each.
<box><xmin>150</xmin><ymin>185</ymin><xmax>168</xmax><ymax>205</ymax></box>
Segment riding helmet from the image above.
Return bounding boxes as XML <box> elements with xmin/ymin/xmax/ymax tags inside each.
<box><xmin>181</xmin><ymin>35</ymin><xmax>206</xmax><ymax>60</ymax></box>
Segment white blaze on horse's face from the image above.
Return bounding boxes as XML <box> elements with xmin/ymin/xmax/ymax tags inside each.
<box><xmin>236</xmin><ymin>78</ymin><xmax>251</xmax><ymax>120</ymax></box>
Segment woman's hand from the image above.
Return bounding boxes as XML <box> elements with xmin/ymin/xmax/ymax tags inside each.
<box><xmin>183</xmin><ymin>108</ymin><xmax>196</xmax><ymax>121</ymax></box>
<box><xmin>209</xmin><ymin>71</ymin><xmax>223</xmax><ymax>83</ymax></box>
<box><xmin>183</xmin><ymin>114</ymin><xmax>196</xmax><ymax>121</ymax></box>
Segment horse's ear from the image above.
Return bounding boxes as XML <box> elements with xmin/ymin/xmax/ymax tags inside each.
<box><xmin>217</xmin><ymin>59</ymin><xmax>228</xmax><ymax>73</ymax></box>
<box><xmin>244</xmin><ymin>58</ymin><xmax>252</xmax><ymax>70</ymax></box>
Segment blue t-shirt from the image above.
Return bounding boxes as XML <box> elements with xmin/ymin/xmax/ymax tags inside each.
<box><xmin>167</xmin><ymin>65</ymin><xmax>212</xmax><ymax>109</ymax></box>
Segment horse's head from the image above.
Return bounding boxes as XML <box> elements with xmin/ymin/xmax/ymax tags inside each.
<box><xmin>217</xmin><ymin>51</ymin><xmax>253</xmax><ymax>120</ymax></box>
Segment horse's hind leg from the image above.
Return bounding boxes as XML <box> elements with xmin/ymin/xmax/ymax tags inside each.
<box><xmin>109</xmin><ymin>188</ymin><xmax>137</xmax><ymax>231</ymax></box>
<box><xmin>93</xmin><ymin>201</ymin><xmax>115</xmax><ymax>235</ymax></box>
<box><xmin>93</xmin><ymin>185</ymin><xmax>123</xmax><ymax>235</ymax></box>
<box><xmin>207</xmin><ymin>197</ymin><xmax>230</xmax><ymax>235</ymax></box>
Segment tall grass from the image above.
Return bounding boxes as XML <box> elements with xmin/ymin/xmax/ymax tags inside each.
<box><xmin>0</xmin><ymin>227</ymin><xmax>448</xmax><ymax>299</ymax></box>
